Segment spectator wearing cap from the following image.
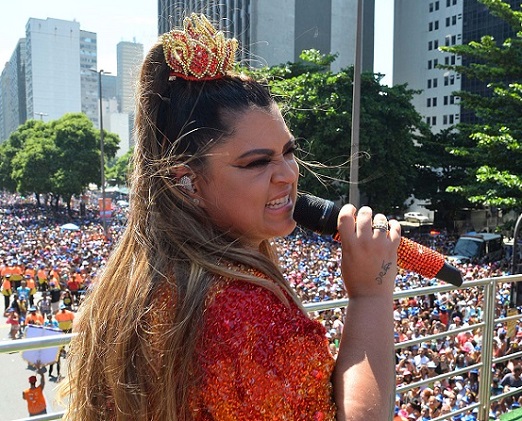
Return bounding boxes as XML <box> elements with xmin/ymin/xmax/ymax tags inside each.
<box><xmin>16</xmin><ymin>279</ymin><xmax>30</xmax><ymax>302</ymax></box>
<box><xmin>25</xmin><ymin>307</ymin><xmax>44</xmax><ymax>326</ymax></box>
<box><xmin>54</xmin><ymin>304</ymin><xmax>75</xmax><ymax>333</ymax></box>
<box><xmin>22</xmin><ymin>364</ymin><xmax>47</xmax><ymax>416</ymax></box>
<box><xmin>6</xmin><ymin>307</ymin><xmax>20</xmax><ymax>339</ymax></box>
<box><xmin>25</xmin><ymin>274</ymin><xmax>36</xmax><ymax>306</ymax></box>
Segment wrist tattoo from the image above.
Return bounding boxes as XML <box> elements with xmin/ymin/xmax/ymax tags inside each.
<box><xmin>376</xmin><ymin>261</ymin><xmax>392</xmax><ymax>284</ymax></box>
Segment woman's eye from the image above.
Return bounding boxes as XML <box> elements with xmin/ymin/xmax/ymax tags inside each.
<box><xmin>244</xmin><ymin>158</ymin><xmax>272</xmax><ymax>168</ymax></box>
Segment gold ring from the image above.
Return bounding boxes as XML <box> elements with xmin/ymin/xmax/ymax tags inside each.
<box><xmin>372</xmin><ymin>222</ymin><xmax>389</xmax><ymax>232</ymax></box>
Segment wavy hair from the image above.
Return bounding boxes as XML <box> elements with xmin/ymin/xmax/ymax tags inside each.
<box><xmin>61</xmin><ymin>40</ymin><xmax>304</xmax><ymax>420</ymax></box>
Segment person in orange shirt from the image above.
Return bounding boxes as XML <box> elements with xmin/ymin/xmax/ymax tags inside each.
<box><xmin>25</xmin><ymin>264</ymin><xmax>36</xmax><ymax>282</ymax></box>
<box><xmin>26</xmin><ymin>307</ymin><xmax>44</xmax><ymax>326</ymax></box>
<box><xmin>25</xmin><ymin>275</ymin><xmax>37</xmax><ymax>306</ymax></box>
<box><xmin>10</xmin><ymin>261</ymin><xmax>23</xmax><ymax>290</ymax></box>
<box><xmin>1</xmin><ymin>274</ymin><xmax>12</xmax><ymax>313</ymax></box>
<box><xmin>37</xmin><ymin>265</ymin><xmax>49</xmax><ymax>292</ymax></box>
<box><xmin>55</xmin><ymin>304</ymin><xmax>75</xmax><ymax>333</ymax></box>
<box><xmin>22</xmin><ymin>366</ymin><xmax>47</xmax><ymax>416</ymax></box>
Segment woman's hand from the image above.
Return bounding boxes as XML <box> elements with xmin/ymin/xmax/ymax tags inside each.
<box><xmin>336</xmin><ymin>204</ymin><xmax>401</xmax><ymax>299</ymax></box>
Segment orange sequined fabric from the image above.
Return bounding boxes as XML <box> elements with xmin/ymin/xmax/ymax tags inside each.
<box><xmin>189</xmin><ymin>277</ymin><xmax>337</xmax><ymax>420</ymax></box>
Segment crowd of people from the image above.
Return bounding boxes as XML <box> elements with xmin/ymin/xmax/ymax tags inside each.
<box><xmin>0</xmin><ymin>192</ymin><xmax>520</xmax><ymax>420</ymax></box>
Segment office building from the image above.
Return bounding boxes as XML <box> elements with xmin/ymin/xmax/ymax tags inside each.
<box><xmin>0</xmin><ymin>39</ymin><xmax>27</xmax><ymax>141</ymax></box>
<box><xmin>158</xmin><ymin>0</ymin><xmax>375</xmax><ymax>73</ymax></box>
<box><xmin>393</xmin><ymin>0</ymin><xmax>520</xmax><ymax>133</ymax></box>
<box><xmin>116</xmin><ymin>41</ymin><xmax>143</xmax><ymax>114</ymax></box>
<box><xmin>25</xmin><ymin>18</ymin><xmax>83</xmax><ymax>122</ymax></box>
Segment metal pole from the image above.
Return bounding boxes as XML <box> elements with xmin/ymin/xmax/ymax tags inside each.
<box><xmin>98</xmin><ymin>70</ymin><xmax>108</xmax><ymax>238</ymax></box>
<box><xmin>349</xmin><ymin>0</ymin><xmax>363</xmax><ymax>208</ymax></box>
<box><xmin>510</xmin><ymin>213</ymin><xmax>522</xmax><ymax>306</ymax></box>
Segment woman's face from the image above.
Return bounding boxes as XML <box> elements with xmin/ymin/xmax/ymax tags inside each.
<box><xmin>196</xmin><ymin>104</ymin><xmax>299</xmax><ymax>248</ymax></box>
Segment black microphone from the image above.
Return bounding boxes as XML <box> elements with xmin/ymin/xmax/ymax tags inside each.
<box><xmin>293</xmin><ymin>194</ymin><xmax>463</xmax><ymax>287</ymax></box>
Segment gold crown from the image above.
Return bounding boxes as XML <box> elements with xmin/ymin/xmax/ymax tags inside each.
<box><xmin>162</xmin><ymin>14</ymin><xmax>238</xmax><ymax>81</ymax></box>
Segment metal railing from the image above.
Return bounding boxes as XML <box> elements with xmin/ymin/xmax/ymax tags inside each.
<box><xmin>4</xmin><ymin>273</ymin><xmax>522</xmax><ymax>421</ymax></box>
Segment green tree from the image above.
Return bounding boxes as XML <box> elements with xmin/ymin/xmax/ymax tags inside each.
<box><xmin>440</xmin><ymin>0</ymin><xmax>522</xmax><ymax>209</ymax></box>
<box><xmin>50</xmin><ymin>113</ymin><xmax>119</xmax><ymax>210</ymax></box>
<box><xmin>11</xmin><ymin>135</ymin><xmax>57</xmax><ymax>206</ymax></box>
<box><xmin>106</xmin><ymin>147</ymin><xmax>134</xmax><ymax>187</ymax></box>
<box><xmin>254</xmin><ymin>51</ymin><xmax>429</xmax><ymax>214</ymax></box>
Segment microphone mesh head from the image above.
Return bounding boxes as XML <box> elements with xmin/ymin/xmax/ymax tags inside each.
<box><xmin>293</xmin><ymin>194</ymin><xmax>337</xmax><ymax>235</ymax></box>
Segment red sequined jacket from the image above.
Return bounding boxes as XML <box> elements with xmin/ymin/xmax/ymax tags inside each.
<box><xmin>187</xmin><ymin>275</ymin><xmax>337</xmax><ymax>420</ymax></box>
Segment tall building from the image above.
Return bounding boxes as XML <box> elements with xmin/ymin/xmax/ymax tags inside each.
<box><xmin>0</xmin><ymin>39</ymin><xmax>27</xmax><ymax>141</ymax></box>
<box><xmin>0</xmin><ymin>17</ymin><xmax>100</xmax><ymax>141</ymax></box>
<box><xmin>158</xmin><ymin>0</ymin><xmax>375</xmax><ymax>73</ymax></box>
<box><xmin>116</xmin><ymin>41</ymin><xmax>143</xmax><ymax>114</ymax></box>
<box><xmin>80</xmin><ymin>30</ymin><xmax>99</xmax><ymax>126</ymax></box>
<box><xmin>25</xmin><ymin>18</ymin><xmax>83</xmax><ymax>122</ymax></box>
<box><xmin>393</xmin><ymin>0</ymin><xmax>520</xmax><ymax>133</ymax></box>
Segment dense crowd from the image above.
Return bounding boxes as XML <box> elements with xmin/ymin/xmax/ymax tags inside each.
<box><xmin>1</xmin><ymin>193</ymin><xmax>520</xmax><ymax>420</ymax></box>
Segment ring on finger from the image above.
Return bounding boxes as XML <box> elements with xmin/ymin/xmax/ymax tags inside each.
<box><xmin>372</xmin><ymin>222</ymin><xmax>389</xmax><ymax>232</ymax></box>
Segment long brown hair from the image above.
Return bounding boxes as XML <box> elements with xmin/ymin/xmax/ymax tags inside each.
<box><xmin>61</xmin><ymin>41</ymin><xmax>303</xmax><ymax>420</ymax></box>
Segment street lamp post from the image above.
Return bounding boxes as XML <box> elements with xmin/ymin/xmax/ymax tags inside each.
<box><xmin>91</xmin><ymin>68</ymin><xmax>110</xmax><ymax>238</ymax></box>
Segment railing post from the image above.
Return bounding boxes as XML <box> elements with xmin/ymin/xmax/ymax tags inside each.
<box><xmin>478</xmin><ymin>277</ymin><xmax>497</xmax><ymax>420</ymax></box>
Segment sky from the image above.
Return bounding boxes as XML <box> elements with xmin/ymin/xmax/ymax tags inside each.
<box><xmin>0</xmin><ymin>0</ymin><xmax>394</xmax><ymax>84</ymax></box>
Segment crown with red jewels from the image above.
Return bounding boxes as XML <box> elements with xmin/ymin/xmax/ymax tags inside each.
<box><xmin>162</xmin><ymin>13</ymin><xmax>238</xmax><ymax>81</ymax></box>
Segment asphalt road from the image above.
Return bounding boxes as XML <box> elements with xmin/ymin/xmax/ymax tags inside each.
<box><xmin>0</xmin><ymin>320</ymin><xmax>67</xmax><ymax>421</ymax></box>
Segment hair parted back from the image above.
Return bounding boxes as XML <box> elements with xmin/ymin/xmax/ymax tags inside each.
<box><xmin>61</xmin><ymin>14</ymin><xmax>303</xmax><ymax>421</ymax></box>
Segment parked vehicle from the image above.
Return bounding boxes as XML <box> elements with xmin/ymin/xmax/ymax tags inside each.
<box><xmin>448</xmin><ymin>232</ymin><xmax>504</xmax><ymax>264</ymax></box>
<box><xmin>404</xmin><ymin>211</ymin><xmax>430</xmax><ymax>223</ymax></box>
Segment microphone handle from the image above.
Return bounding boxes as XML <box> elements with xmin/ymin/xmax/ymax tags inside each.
<box><xmin>330</xmin><ymin>233</ymin><xmax>462</xmax><ymax>287</ymax></box>
<box><xmin>293</xmin><ymin>194</ymin><xmax>463</xmax><ymax>287</ymax></box>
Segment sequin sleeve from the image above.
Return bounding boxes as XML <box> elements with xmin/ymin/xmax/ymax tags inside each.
<box><xmin>190</xmin><ymin>280</ymin><xmax>337</xmax><ymax>420</ymax></box>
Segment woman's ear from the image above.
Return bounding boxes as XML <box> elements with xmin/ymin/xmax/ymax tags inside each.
<box><xmin>170</xmin><ymin>165</ymin><xmax>196</xmax><ymax>194</ymax></box>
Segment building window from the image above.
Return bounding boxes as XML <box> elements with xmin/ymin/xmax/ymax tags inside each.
<box><xmin>435</xmin><ymin>20</ymin><xmax>439</xmax><ymax>30</ymax></box>
<box><xmin>429</xmin><ymin>22</ymin><xmax>433</xmax><ymax>31</ymax></box>
<box><xmin>451</xmin><ymin>55</ymin><xmax>456</xmax><ymax>65</ymax></box>
<box><xmin>449</xmin><ymin>114</ymin><xmax>454</xmax><ymax>124</ymax></box>
<box><xmin>426</xmin><ymin>116</ymin><xmax>431</xmax><ymax>125</ymax></box>
<box><xmin>429</xmin><ymin>2</ymin><xmax>434</xmax><ymax>12</ymax></box>
<box><xmin>428</xmin><ymin>60</ymin><xmax>432</xmax><ymax>69</ymax></box>
<box><xmin>427</xmin><ymin>98</ymin><xmax>432</xmax><ymax>107</ymax></box>
<box><xmin>446</xmin><ymin>17</ymin><xmax>450</xmax><ymax>27</ymax></box>
<box><xmin>443</xmin><ymin>95</ymin><xmax>448</xmax><ymax>105</ymax></box>
<box><xmin>443</xmin><ymin>115</ymin><xmax>448</xmax><ymax>125</ymax></box>
<box><xmin>444</xmin><ymin>76</ymin><xmax>449</xmax><ymax>86</ymax></box>
<box><xmin>433</xmin><ymin>97</ymin><xmax>438</xmax><ymax>107</ymax></box>
<box><xmin>432</xmin><ymin>116</ymin><xmax>437</xmax><ymax>125</ymax></box>
<box><xmin>429</xmin><ymin>41</ymin><xmax>433</xmax><ymax>50</ymax></box>
<box><xmin>435</xmin><ymin>1</ymin><xmax>439</xmax><ymax>10</ymax></box>
<box><xmin>450</xmin><ymin>75</ymin><xmax>455</xmax><ymax>85</ymax></box>
<box><xmin>453</xmin><ymin>0</ymin><xmax>457</xmax><ymax>5</ymax></box>
<box><xmin>427</xmin><ymin>79</ymin><xmax>432</xmax><ymax>89</ymax></box>
<box><xmin>452</xmin><ymin>15</ymin><xmax>457</xmax><ymax>25</ymax></box>
<box><xmin>434</xmin><ymin>39</ymin><xmax>439</xmax><ymax>49</ymax></box>
<box><xmin>433</xmin><ymin>78</ymin><xmax>438</xmax><ymax>88</ymax></box>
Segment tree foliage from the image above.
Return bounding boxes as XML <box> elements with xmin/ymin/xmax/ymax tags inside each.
<box><xmin>0</xmin><ymin>113</ymin><xmax>120</xmax><ymax>209</ymax></box>
<box><xmin>439</xmin><ymin>0</ymin><xmax>522</xmax><ymax>209</ymax></box>
<box><xmin>251</xmin><ymin>50</ymin><xmax>429</xmax><ymax>214</ymax></box>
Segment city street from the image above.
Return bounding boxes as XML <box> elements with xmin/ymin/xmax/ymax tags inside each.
<box><xmin>0</xmin><ymin>321</ymin><xmax>67</xmax><ymax>420</ymax></box>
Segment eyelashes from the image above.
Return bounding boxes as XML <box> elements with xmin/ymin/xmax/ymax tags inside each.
<box><xmin>243</xmin><ymin>144</ymin><xmax>298</xmax><ymax>169</ymax></box>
